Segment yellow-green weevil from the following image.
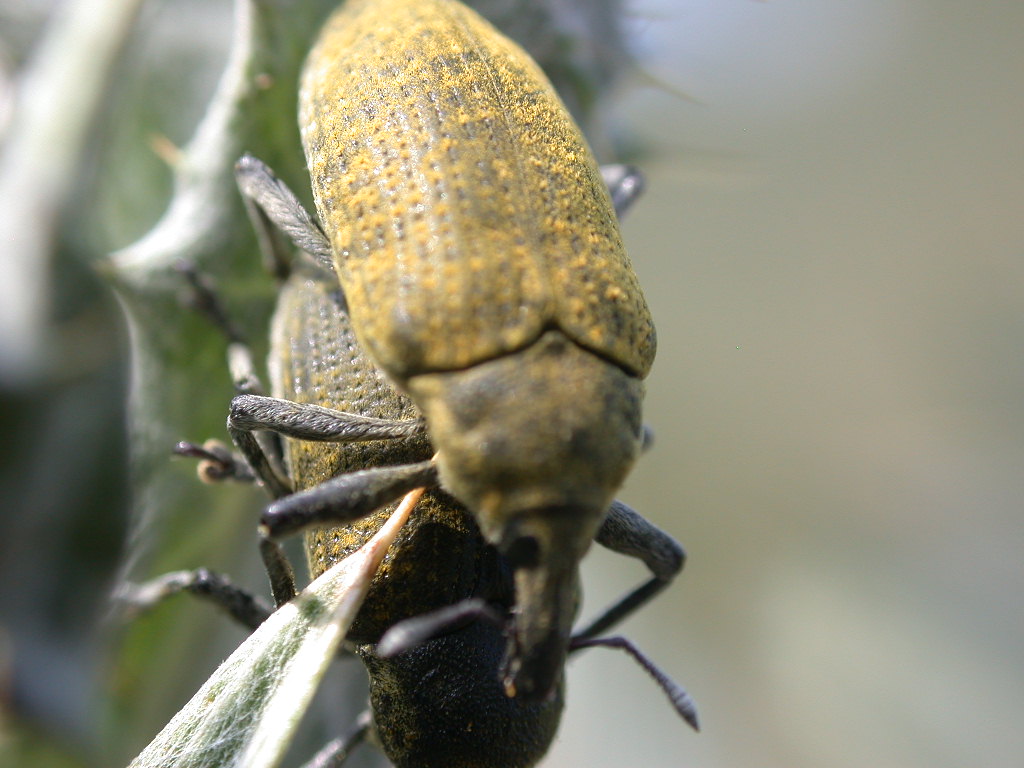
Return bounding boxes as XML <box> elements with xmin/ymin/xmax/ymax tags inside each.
<box><xmin>231</xmin><ymin>0</ymin><xmax>685</xmax><ymax>708</ymax></box>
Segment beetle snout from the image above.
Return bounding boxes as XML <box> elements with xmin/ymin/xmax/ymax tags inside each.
<box><xmin>502</xmin><ymin>533</ymin><xmax>542</xmax><ymax>569</ymax></box>
<box><xmin>502</xmin><ymin>620</ymin><xmax>565</xmax><ymax>703</ymax></box>
<box><xmin>495</xmin><ymin>510</ymin><xmax>591</xmax><ymax>702</ymax></box>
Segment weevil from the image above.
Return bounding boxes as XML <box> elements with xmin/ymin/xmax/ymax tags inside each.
<box><xmin>229</xmin><ymin>0</ymin><xmax>681</xmax><ymax>708</ymax></box>
<box><xmin>137</xmin><ymin>252</ymin><xmax>693</xmax><ymax>767</ymax></box>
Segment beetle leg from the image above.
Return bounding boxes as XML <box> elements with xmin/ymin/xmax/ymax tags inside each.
<box><xmin>176</xmin><ymin>261</ymin><xmax>247</xmax><ymax>344</ymax></box>
<box><xmin>299</xmin><ymin>710</ymin><xmax>372</xmax><ymax>768</ymax></box>
<box><xmin>177</xmin><ymin>266</ymin><xmax>268</xmax><ymax>456</ymax></box>
<box><xmin>117</xmin><ymin>552</ymin><xmax>293</xmax><ymax>617</ymax></box>
<box><xmin>259</xmin><ymin>537</ymin><xmax>298</xmax><ymax>606</ymax></box>
<box><xmin>568</xmin><ymin>505</ymin><xmax>698</xmax><ymax>732</ymax></box>
<box><xmin>174</xmin><ymin>439</ymin><xmax>256</xmax><ymax>484</ymax></box>
<box><xmin>116</xmin><ymin>568</ymin><xmax>272</xmax><ymax>631</ymax></box>
<box><xmin>176</xmin><ymin>261</ymin><xmax>289</xmax><ymax>485</ymax></box>
<box><xmin>176</xmin><ymin>261</ymin><xmax>265</xmax><ymax>394</ymax></box>
<box><xmin>374</xmin><ymin>598</ymin><xmax>505</xmax><ymax>659</ymax></box>
<box><xmin>572</xmin><ymin>499</ymin><xmax>685</xmax><ymax>641</ymax></box>
<box><xmin>237</xmin><ymin>174</ymin><xmax>297</xmax><ymax>283</ymax></box>
<box><xmin>640</xmin><ymin>424</ymin><xmax>655</xmax><ymax>452</ymax></box>
<box><xmin>226</xmin><ymin>392</ymin><xmax>426</xmax><ymax>499</ymax></box>
<box><xmin>600</xmin><ymin>164</ymin><xmax>645</xmax><ymax>218</ymax></box>
<box><xmin>235</xmin><ymin>153</ymin><xmax>334</xmax><ymax>272</ymax></box>
<box><xmin>570</xmin><ymin>635</ymin><xmax>699</xmax><ymax>731</ymax></box>
<box><xmin>119</xmin><ymin>544</ymin><xmax>295</xmax><ymax>620</ymax></box>
<box><xmin>229</xmin><ymin>394</ymin><xmax>425</xmax><ymax>443</ymax></box>
<box><xmin>228</xmin><ymin>422</ymin><xmax>293</xmax><ymax>499</ymax></box>
<box><xmin>261</xmin><ymin>460</ymin><xmax>439</xmax><ymax>541</ymax></box>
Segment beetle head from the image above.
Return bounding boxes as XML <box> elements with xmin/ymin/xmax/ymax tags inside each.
<box><xmin>404</xmin><ymin>329</ymin><xmax>645</xmax><ymax>700</ymax></box>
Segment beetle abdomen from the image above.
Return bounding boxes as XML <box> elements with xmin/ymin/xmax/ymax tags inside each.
<box><xmin>362</xmin><ymin>618</ymin><xmax>562</xmax><ymax>768</ymax></box>
<box><xmin>300</xmin><ymin>0</ymin><xmax>655</xmax><ymax>380</ymax></box>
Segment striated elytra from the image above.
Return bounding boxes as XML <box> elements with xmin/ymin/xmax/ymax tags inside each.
<box><xmin>300</xmin><ymin>0</ymin><xmax>656</xmax><ymax>380</ymax></box>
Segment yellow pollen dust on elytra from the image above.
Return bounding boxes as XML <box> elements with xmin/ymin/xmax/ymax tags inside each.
<box><xmin>604</xmin><ymin>285</ymin><xmax>625</xmax><ymax>302</ymax></box>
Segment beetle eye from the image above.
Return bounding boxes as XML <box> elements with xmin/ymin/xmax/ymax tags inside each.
<box><xmin>503</xmin><ymin>535</ymin><xmax>541</xmax><ymax>569</ymax></box>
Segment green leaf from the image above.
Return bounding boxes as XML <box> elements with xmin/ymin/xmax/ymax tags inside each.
<box><xmin>128</xmin><ymin>490</ymin><xmax>420</xmax><ymax>768</ymax></box>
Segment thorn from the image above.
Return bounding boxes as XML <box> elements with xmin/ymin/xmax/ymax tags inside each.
<box><xmin>148</xmin><ymin>132</ymin><xmax>182</xmax><ymax>168</ymax></box>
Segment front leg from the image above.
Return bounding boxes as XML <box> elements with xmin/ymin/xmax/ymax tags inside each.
<box><xmin>573</xmin><ymin>500</ymin><xmax>685</xmax><ymax>641</ymax></box>
<box><xmin>235</xmin><ymin>153</ymin><xmax>334</xmax><ymax>270</ymax></box>
<box><xmin>223</xmin><ymin>392</ymin><xmax>435</xmax><ymax>605</ymax></box>
<box><xmin>600</xmin><ymin>164</ymin><xmax>645</xmax><ymax>218</ymax></box>
<box><xmin>229</xmin><ymin>394</ymin><xmax>425</xmax><ymax>444</ymax></box>
<box><xmin>260</xmin><ymin>460</ymin><xmax>439</xmax><ymax>541</ymax></box>
<box><xmin>568</xmin><ymin>501</ymin><xmax>698</xmax><ymax>731</ymax></box>
<box><xmin>225</xmin><ymin>392</ymin><xmax>426</xmax><ymax>499</ymax></box>
<box><xmin>117</xmin><ymin>568</ymin><xmax>272</xmax><ymax>631</ymax></box>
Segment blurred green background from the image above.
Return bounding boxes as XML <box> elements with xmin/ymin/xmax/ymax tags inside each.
<box><xmin>1</xmin><ymin>0</ymin><xmax>1022</xmax><ymax>767</ymax></box>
